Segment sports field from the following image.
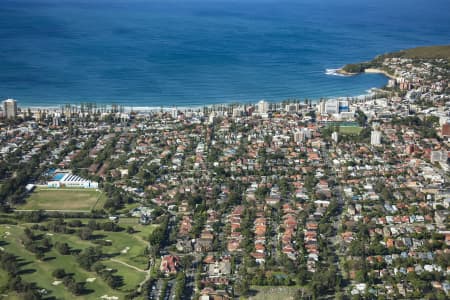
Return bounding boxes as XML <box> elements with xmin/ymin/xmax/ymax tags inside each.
<box><xmin>339</xmin><ymin>126</ymin><xmax>363</xmax><ymax>135</ymax></box>
<box><xmin>20</xmin><ymin>187</ymin><xmax>105</xmax><ymax>211</ymax></box>
<box><xmin>248</xmin><ymin>286</ymin><xmax>299</xmax><ymax>300</ymax></box>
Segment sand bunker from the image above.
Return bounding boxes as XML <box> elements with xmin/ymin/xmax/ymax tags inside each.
<box><xmin>100</xmin><ymin>295</ymin><xmax>119</xmax><ymax>300</ymax></box>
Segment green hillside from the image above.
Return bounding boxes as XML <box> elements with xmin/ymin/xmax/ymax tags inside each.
<box><xmin>383</xmin><ymin>45</ymin><xmax>450</xmax><ymax>60</ymax></box>
<box><xmin>341</xmin><ymin>45</ymin><xmax>450</xmax><ymax>74</ymax></box>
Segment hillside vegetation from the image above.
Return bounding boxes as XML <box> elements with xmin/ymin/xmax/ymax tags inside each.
<box><xmin>341</xmin><ymin>45</ymin><xmax>450</xmax><ymax>74</ymax></box>
<box><xmin>383</xmin><ymin>45</ymin><xmax>450</xmax><ymax>60</ymax></box>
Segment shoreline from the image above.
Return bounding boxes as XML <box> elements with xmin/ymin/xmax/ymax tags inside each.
<box><xmin>336</xmin><ymin>67</ymin><xmax>396</xmax><ymax>80</ymax></box>
<box><xmin>364</xmin><ymin>68</ymin><xmax>396</xmax><ymax>80</ymax></box>
<box><xmin>335</xmin><ymin>69</ymin><xmax>359</xmax><ymax>76</ymax></box>
<box><xmin>17</xmin><ymin>88</ymin><xmax>387</xmax><ymax>113</ymax></box>
<box><xmin>14</xmin><ymin>69</ymin><xmax>393</xmax><ymax>112</ymax></box>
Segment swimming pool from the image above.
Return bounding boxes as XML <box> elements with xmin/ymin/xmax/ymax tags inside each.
<box><xmin>52</xmin><ymin>173</ymin><xmax>65</xmax><ymax>181</ymax></box>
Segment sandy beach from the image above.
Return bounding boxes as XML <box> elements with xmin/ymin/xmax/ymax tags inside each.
<box><xmin>364</xmin><ymin>68</ymin><xmax>397</xmax><ymax>80</ymax></box>
<box><xmin>336</xmin><ymin>67</ymin><xmax>395</xmax><ymax>80</ymax></box>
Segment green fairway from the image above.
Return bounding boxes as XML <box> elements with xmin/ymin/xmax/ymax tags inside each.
<box><xmin>133</xmin><ymin>224</ymin><xmax>159</xmax><ymax>242</ymax></box>
<box><xmin>0</xmin><ymin>292</ymin><xmax>23</xmax><ymax>300</ymax></box>
<box><xmin>47</xmin><ymin>222</ymin><xmax>157</xmax><ymax>270</ymax></box>
<box><xmin>118</xmin><ymin>218</ymin><xmax>159</xmax><ymax>241</ymax></box>
<box><xmin>116</xmin><ymin>202</ymin><xmax>141</xmax><ymax>214</ymax></box>
<box><xmin>0</xmin><ymin>225</ymin><xmax>126</xmax><ymax>300</ymax></box>
<box><xmin>19</xmin><ymin>187</ymin><xmax>104</xmax><ymax>211</ymax></box>
<box><xmin>103</xmin><ymin>260</ymin><xmax>147</xmax><ymax>293</ymax></box>
<box><xmin>0</xmin><ymin>267</ymin><xmax>9</xmax><ymax>291</ymax></box>
<box><xmin>339</xmin><ymin>126</ymin><xmax>363</xmax><ymax>135</ymax></box>
<box><xmin>0</xmin><ymin>219</ymin><xmax>155</xmax><ymax>299</ymax></box>
<box><xmin>96</xmin><ymin>230</ymin><xmax>151</xmax><ymax>270</ymax></box>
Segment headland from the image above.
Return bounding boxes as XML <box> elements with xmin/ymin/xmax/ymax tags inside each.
<box><xmin>337</xmin><ymin>45</ymin><xmax>450</xmax><ymax>79</ymax></box>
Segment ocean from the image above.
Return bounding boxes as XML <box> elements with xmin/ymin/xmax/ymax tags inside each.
<box><xmin>0</xmin><ymin>0</ymin><xmax>449</xmax><ymax>108</ymax></box>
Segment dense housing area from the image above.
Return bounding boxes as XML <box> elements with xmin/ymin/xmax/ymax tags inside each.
<box><xmin>0</xmin><ymin>47</ymin><xmax>449</xmax><ymax>300</ymax></box>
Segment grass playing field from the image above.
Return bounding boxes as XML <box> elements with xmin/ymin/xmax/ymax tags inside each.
<box><xmin>339</xmin><ymin>126</ymin><xmax>363</xmax><ymax>135</ymax></box>
<box><xmin>248</xmin><ymin>286</ymin><xmax>299</xmax><ymax>300</ymax></box>
<box><xmin>19</xmin><ymin>187</ymin><xmax>106</xmax><ymax>211</ymax></box>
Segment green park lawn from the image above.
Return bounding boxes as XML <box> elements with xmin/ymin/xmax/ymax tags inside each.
<box><xmin>19</xmin><ymin>187</ymin><xmax>105</xmax><ymax>211</ymax></box>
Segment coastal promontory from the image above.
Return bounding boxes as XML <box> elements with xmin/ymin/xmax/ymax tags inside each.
<box><xmin>338</xmin><ymin>45</ymin><xmax>450</xmax><ymax>77</ymax></box>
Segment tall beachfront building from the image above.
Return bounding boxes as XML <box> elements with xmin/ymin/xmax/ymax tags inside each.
<box><xmin>257</xmin><ymin>100</ymin><xmax>269</xmax><ymax>114</ymax></box>
<box><xmin>317</xmin><ymin>99</ymin><xmax>350</xmax><ymax>115</ymax></box>
<box><xmin>371</xmin><ymin>130</ymin><xmax>382</xmax><ymax>146</ymax></box>
<box><xmin>2</xmin><ymin>99</ymin><xmax>17</xmax><ymax>119</ymax></box>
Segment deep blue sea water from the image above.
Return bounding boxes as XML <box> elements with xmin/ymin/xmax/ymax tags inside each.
<box><xmin>0</xmin><ymin>0</ymin><xmax>449</xmax><ymax>107</ymax></box>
